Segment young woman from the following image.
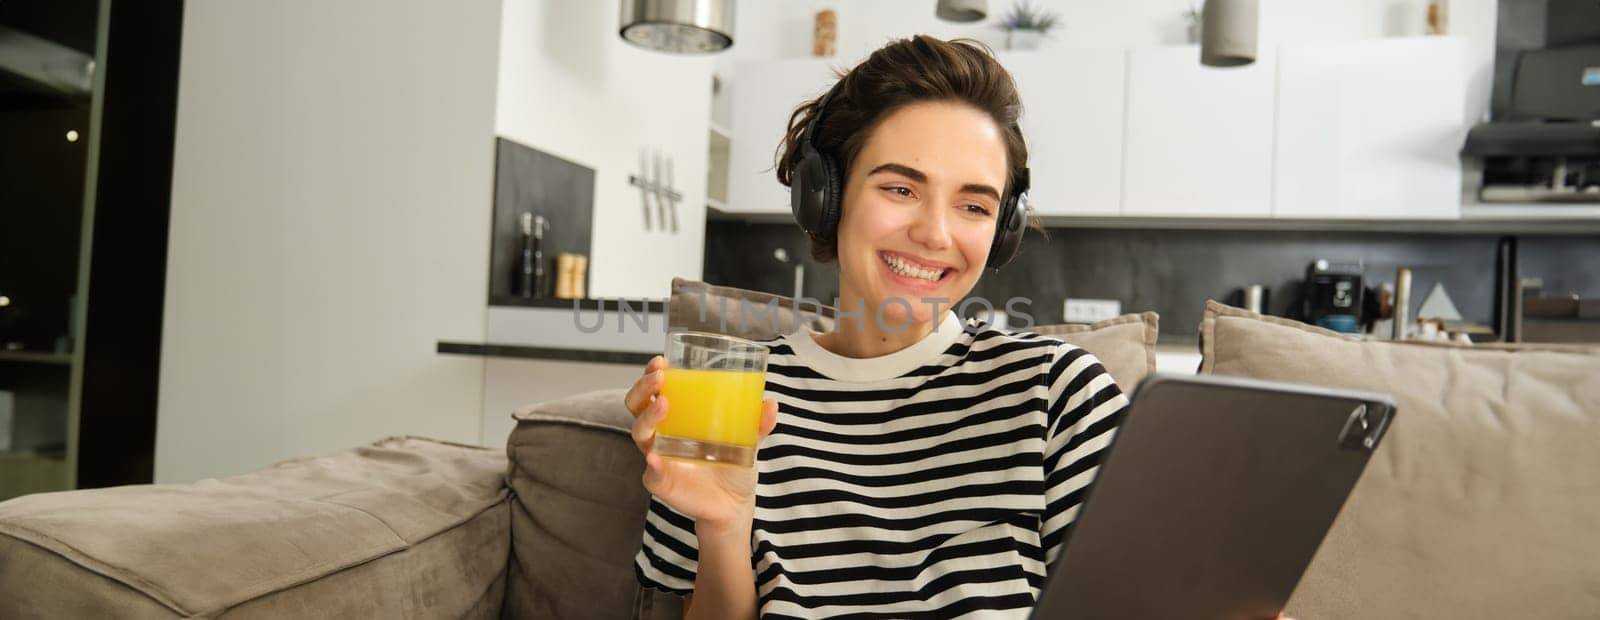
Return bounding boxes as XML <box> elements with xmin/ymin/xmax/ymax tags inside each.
<box><xmin>622</xmin><ymin>35</ymin><xmax>1284</xmax><ymax>619</ymax></box>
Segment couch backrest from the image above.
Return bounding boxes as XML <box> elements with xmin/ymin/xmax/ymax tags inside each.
<box><xmin>0</xmin><ymin>437</ymin><xmax>510</xmax><ymax>618</ymax></box>
<box><xmin>1032</xmin><ymin>311</ymin><xmax>1159</xmax><ymax>390</ymax></box>
<box><xmin>669</xmin><ymin>278</ymin><xmax>1159</xmax><ymax>391</ymax></box>
<box><xmin>503</xmin><ymin>389</ymin><xmax>676</xmax><ymax>619</ymax></box>
<box><xmin>1199</xmin><ymin>300</ymin><xmax>1600</xmax><ymax>618</ymax></box>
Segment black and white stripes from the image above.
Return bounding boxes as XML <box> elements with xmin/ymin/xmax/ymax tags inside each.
<box><xmin>636</xmin><ymin>312</ymin><xmax>1127</xmax><ymax>618</ymax></box>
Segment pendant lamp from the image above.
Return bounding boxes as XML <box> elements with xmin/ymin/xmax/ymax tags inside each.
<box><xmin>619</xmin><ymin>0</ymin><xmax>737</xmax><ymax>54</ymax></box>
<box><xmin>1200</xmin><ymin>0</ymin><xmax>1258</xmax><ymax>67</ymax></box>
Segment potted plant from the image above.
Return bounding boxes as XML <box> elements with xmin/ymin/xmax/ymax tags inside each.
<box><xmin>997</xmin><ymin>1</ymin><xmax>1060</xmax><ymax>51</ymax></box>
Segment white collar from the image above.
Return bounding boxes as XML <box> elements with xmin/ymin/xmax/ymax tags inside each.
<box><xmin>780</xmin><ymin>311</ymin><xmax>965</xmax><ymax>382</ymax></box>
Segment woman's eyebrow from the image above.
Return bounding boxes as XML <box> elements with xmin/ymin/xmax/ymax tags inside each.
<box><xmin>868</xmin><ymin>162</ymin><xmax>927</xmax><ymax>182</ymax></box>
<box><xmin>868</xmin><ymin>162</ymin><xmax>1001</xmax><ymax>200</ymax></box>
<box><xmin>958</xmin><ymin>183</ymin><xmax>1001</xmax><ymax>201</ymax></box>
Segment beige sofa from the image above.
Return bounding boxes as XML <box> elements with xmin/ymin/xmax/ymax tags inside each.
<box><xmin>1</xmin><ymin>297</ymin><xmax>1594</xmax><ymax>618</ymax></box>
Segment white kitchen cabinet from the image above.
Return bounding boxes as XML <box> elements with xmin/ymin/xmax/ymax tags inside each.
<box><xmin>725</xmin><ymin>40</ymin><xmax>1473</xmax><ymax>224</ymax></box>
<box><xmin>1122</xmin><ymin>46</ymin><xmax>1277</xmax><ymax>217</ymax></box>
<box><xmin>1000</xmin><ymin>50</ymin><xmax>1126</xmax><ymax>217</ymax></box>
<box><xmin>1274</xmin><ymin>37</ymin><xmax>1468</xmax><ymax>219</ymax></box>
<box><xmin>724</xmin><ymin>58</ymin><xmax>837</xmax><ymax>215</ymax></box>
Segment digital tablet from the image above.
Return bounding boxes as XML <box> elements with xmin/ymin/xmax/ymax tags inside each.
<box><xmin>1032</xmin><ymin>373</ymin><xmax>1397</xmax><ymax>619</ymax></box>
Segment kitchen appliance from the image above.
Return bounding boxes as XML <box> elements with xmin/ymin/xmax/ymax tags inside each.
<box><xmin>1304</xmin><ymin>260</ymin><xmax>1364</xmax><ymax>334</ymax></box>
<box><xmin>1460</xmin><ymin>0</ymin><xmax>1600</xmax><ymax>203</ymax></box>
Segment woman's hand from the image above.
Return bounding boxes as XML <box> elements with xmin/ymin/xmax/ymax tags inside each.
<box><xmin>623</xmin><ymin>355</ymin><xmax>779</xmax><ymax>533</ymax></box>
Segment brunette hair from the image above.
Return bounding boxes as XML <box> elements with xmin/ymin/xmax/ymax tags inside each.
<box><xmin>775</xmin><ymin>35</ymin><xmax>1033</xmax><ymax>263</ymax></box>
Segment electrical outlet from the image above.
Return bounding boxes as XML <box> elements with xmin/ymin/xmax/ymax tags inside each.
<box><xmin>1064</xmin><ymin>298</ymin><xmax>1121</xmax><ymax>324</ymax></box>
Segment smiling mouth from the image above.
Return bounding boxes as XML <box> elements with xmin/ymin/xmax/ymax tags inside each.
<box><xmin>879</xmin><ymin>251</ymin><xmax>952</xmax><ymax>282</ymax></box>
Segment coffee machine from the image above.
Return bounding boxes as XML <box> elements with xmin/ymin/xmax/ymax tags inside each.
<box><xmin>1303</xmin><ymin>259</ymin><xmax>1364</xmax><ymax>334</ymax></box>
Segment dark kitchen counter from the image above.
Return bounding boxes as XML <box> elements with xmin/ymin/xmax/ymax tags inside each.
<box><xmin>488</xmin><ymin>295</ymin><xmax>666</xmax><ymax>313</ymax></box>
<box><xmin>436</xmin><ymin>341</ymin><xmax>654</xmax><ymax>365</ymax></box>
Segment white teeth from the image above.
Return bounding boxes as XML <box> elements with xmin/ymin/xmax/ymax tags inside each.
<box><xmin>883</xmin><ymin>253</ymin><xmax>942</xmax><ymax>281</ymax></box>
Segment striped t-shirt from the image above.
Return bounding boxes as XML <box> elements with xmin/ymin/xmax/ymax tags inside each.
<box><xmin>635</xmin><ymin>311</ymin><xmax>1129</xmax><ymax>618</ymax></box>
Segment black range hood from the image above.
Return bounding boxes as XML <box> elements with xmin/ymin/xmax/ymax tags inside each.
<box><xmin>1462</xmin><ymin>43</ymin><xmax>1600</xmax><ymax>201</ymax></box>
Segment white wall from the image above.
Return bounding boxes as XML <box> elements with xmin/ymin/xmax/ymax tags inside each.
<box><xmin>496</xmin><ymin>1</ymin><xmax>714</xmax><ymax>300</ymax></box>
<box><xmin>157</xmin><ymin>0</ymin><xmax>502</xmax><ymax>483</ymax></box>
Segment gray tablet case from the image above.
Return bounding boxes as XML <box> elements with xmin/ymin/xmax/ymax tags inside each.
<box><xmin>1032</xmin><ymin>373</ymin><xmax>1396</xmax><ymax>620</ymax></box>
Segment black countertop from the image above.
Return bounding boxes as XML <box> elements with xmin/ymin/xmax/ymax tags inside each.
<box><xmin>488</xmin><ymin>295</ymin><xmax>667</xmax><ymax>313</ymax></box>
<box><xmin>436</xmin><ymin>341</ymin><xmax>654</xmax><ymax>365</ymax></box>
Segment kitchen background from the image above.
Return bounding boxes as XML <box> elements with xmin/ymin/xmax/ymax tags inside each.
<box><xmin>704</xmin><ymin>224</ymin><xmax>1596</xmax><ymax>338</ymax></box>
<box><xmin>3</xmin><ymin>0</ymin><xmax>1596</xmax><ymax>499</ymax></box>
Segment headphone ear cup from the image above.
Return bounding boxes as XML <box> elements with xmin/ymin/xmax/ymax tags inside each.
<box><xmin>791</xmin><ymin>151</ymin><xmax>828</xmax><ymax>236</ymax></box>
<box><xmin>818</xmin><ymin>154</ymin><xmax>843</xmax><ymax>238</ymax></box>
<box><xmin>987</xmin><ymin>195</ymin><xmax>1026</xmax><ymax>270</ymax></box>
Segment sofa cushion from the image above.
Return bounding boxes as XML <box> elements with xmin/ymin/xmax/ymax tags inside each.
<box><xmin>505</xmin><ymin>390</ymin><xmax>658</xmax><ymax>619</ymax></box>
<box><xmin>1032</xmin><ymin>312</ymin><xmax>1159</xmax><ymax>390</ymax></box>
<box><xmin>1198</xmin><ymin>300</ymin><xmax>1600</xmax><ymax>619</ymax></box>
<box><xmin>671</xmin><ymin>278</ymin><xmax>1157</xmax><ymax>391</ymax></box>
<box><xmin>670</xmin><ymin>277</ymin><xmax>834</xmax><ymax>341</ymax></box>
<box><xmin>0</xmin><ymin>436</ymin><xmax>510</xmax><ymax>618</ymax></box>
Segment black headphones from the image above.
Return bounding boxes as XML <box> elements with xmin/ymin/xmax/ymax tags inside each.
<box><xmin>789</xmin><ymin>80</ymin><xmax>1031</xmax><ymax>270</ymax></box>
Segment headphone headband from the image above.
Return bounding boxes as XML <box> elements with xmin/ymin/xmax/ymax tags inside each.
<box><xmin>800</xmin><ymin>79</ymin><xmax>845</xmax><ymax>160</ymax></box>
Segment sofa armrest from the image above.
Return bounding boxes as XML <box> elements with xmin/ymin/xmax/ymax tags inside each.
<box><xmin>0</xmin><ymin>436</ymin><xmax>511</xmax><ymax>618</ymax></box>
<box><xmin>503</xmin><ymin>388</ymin><xmax>687</xmax><ymax>619</ymax></box>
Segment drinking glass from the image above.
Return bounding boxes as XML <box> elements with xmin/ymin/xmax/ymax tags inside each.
<box><xmin>654</xmin><ymin>332</ymin><xmax>769</xmax><ymax>467</ymax></box>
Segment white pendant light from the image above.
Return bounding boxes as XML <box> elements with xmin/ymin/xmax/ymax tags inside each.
<box><xmin>936</xmin><ymin>0</ymin><xmax>988</xmax><ymax>23</ymax></box>
<box><xmin>1200</xmin><ymin>0</ymin><xmax>1258</xmax><ymax>67</ymax></box>
<box><xmin>619</xmin><ymin>0</ymin><xmax>737</xmax><ymax>54</ymax></box>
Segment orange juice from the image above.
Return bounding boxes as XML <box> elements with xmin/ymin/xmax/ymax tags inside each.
<box><xmin>657</xmin><ymin>367</ymin><xmax>767</xmax><ymax>448</ymax></box>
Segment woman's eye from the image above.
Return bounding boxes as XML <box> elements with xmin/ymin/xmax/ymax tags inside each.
<box><xmin>883</xmin><ymin>186</ymin><xmax>914</xmax><ymax>198</ymax></box>
<box><xmin>964</xmin><ymin>204</ymin><xmax>993</xmax><ymax>217</ymax></box>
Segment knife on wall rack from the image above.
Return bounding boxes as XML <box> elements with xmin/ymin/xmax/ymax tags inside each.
<box><xmin>666</xmin><ymin>156</ymin><xmax>679</xmax><ymax>233</ymax></box>
<box><xmin>634</xmin><ymin>151</ymin><xmax>653</xmax><ymax>231</ymax></box>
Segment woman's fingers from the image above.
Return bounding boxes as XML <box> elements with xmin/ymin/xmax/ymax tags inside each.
<box><xmin>641</xmin><ymin>451</ymin><xmax>671</xmax><ymax>497</ymax></box>
<box><xmin>622</xmin><ymin>358</ymin><xmax>667</xmax><ymax>417</ymax></box>
<box><xmin>631</xmin><ymin>394</ymin><xmax>668</xmax><ymax>454</ymax></box>
<box><xmin>756</xmin><ymin>398</ymin><xmax>779</xmax><ymax>441</ymax></box>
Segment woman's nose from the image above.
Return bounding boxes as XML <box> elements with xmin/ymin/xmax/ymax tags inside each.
<box><xmin>907</xmin><ymin>200</ymin><xmax>952</xmax><ymax>251</ymax></box>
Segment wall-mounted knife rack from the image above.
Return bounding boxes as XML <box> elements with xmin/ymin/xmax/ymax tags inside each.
<box><xmin>630</xmin><ymin>150</ymin><xmax>682</xmax><ymax>233</ymax></box>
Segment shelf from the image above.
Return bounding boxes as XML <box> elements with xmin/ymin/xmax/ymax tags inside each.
<box><xmin>0</xmin><ymin>351</ymin><xmax>73</xmax><ymax>366</ymax></box>
<box><xmin>1460</xmin><ymin>202</ymin><xmax>1600</xmax><ymax>221</ymax></box>
<box><xmin>0</xmin><ymin>450</ymin><xmax>68</xmax><ymax>461</ymax></box>
<box><xmin>437</xmin><ymin>341</ymin><xmax>654</xmax><ymax>366</ymax></box>
<box><xmin>706</xmin><ymin>198</ymin><xmax>727</xmax><ymax>211</ymax></box>
<box><xmin>488</xmin><ymin>295</ymin><xmax>666</xmax><ymax>312</ymax></box>
<box><xmin>709</xmin><ymin>122</ymin><xmax>731</xmax><ymax>140</ymax></box>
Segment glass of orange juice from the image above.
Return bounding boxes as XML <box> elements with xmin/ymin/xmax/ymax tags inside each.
<box><xmin>655</xmin><ymin>331</ymin><xmax>768</xmax><ymax>468</ymax></box>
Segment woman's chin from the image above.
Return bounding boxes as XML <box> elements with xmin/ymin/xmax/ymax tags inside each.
<box><xmin>870</xmin><ymin>303</ymin><xmax>938</xmax><ymax>332</ymax></box>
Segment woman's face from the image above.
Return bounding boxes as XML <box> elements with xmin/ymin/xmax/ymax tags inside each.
<box><xmin>835</xmin><ymin>100</ymin><xmax>1009</xmax><ymax>327</ymax></box>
